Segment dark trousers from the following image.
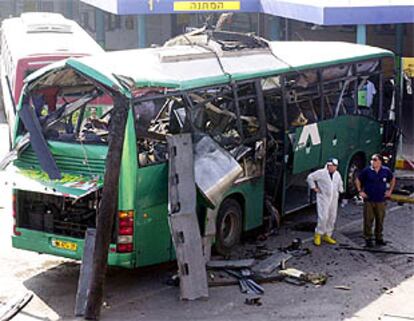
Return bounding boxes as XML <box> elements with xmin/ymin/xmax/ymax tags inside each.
<box><xmin>363</xmin><ymin>201</ymin><xmax>386</xmax><ymax>241</ymax></box>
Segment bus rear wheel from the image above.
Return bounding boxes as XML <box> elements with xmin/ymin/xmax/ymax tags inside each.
<box><xmin>215</xmin><ymin>198</ymin><xmax>242</xmax><ymax>256</ymax></box>
<box><xmin>346</xmin><ymin>154</ymin><xmax>365</xmax><ymax>197</ymax></box>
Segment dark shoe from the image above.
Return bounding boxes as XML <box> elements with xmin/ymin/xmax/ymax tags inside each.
<box><xmin>375</xmin><ymin>239</ymin><xmax>387</xmax><ymax>246</ymax></box>
<box><xmin>365</xmin><ymin>239</ymin><xmax>374</xmax><ymax>248</ymax></box>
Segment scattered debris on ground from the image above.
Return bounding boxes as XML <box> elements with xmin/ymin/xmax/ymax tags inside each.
<box><xmin>207</xmin><ymin>270</ymin><xmax>284</xmax><ymax>287</ymax></box>
<box><xmin>279</xmin><ymin>268</ymin><xmax>328</xmax><ymax>286</ymax></box>
<box><xmin>207</xmin><ymin>259</ymin><xmax>255</xmax><ymax>269</ymax></box>
<box><xmin>339</xmin><ymin>245</ymin><xmax>414</xmax><ymax>255</ymax></box>
<box><xmin>0</xmin><ymin>292</ymin><xmax>33</xmax><ymax>321</ymax></box>
<box><xmin>204</xmin><ymin>237</ymin><xmax>322</xmax><ymax>295</ymax></box>
<box><xmin>278</xmin><ymin>238</ymin><xmax>312</xmax><ymax>258</ymax></box>
<box><xmin>252</xmin><ymin>251</ymin><xmax>292</xmax><ymax>274</ymax></box>
<box><xmin>334</xmin><ymin>285</ymin><xmax>351</xmax><ymax>291</ymax></box>
<box><xmin>224</xmin><ymin>269</ymin><xmax>264</xmax><ymax>295</ymax></box>
<box><xmin>244</xmin><ymin>297</ymin><xmax>262</xmax><ymax>306</ymax></box>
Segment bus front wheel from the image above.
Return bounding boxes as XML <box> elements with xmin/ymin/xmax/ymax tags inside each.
<box><xmin>346</xmin><ymin>154</ymin><xmax>365</xmax><ymax>197</ymax></box>
<box><xmin>215</xmin><ymin>198</ymin><xmax>243</xmax><ymax>256</ymax></box>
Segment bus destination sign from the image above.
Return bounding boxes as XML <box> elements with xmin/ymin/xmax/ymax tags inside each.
<box><xmin>173</xmin><ymin>1</ymin><xmax>241</xmax><ymax>11</ymax></box>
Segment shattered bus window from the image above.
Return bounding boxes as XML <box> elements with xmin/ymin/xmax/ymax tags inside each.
<box><xmin>187</xmin><ymin>82</ymin><xmax>266</xmax><ymax>180</ymax></box>
<box><xmin>188</xmin><ymin>85</ymin><xmax>242</xmax><ymax>149</ymax></box>
<box><xmin>35</xmin><ymin>92</ymin><xmax>112</xmax><ymax>144</ymax></box>
<box><xmin>262</xmin><ymin>79</ymin><xmax>285</xmax><ymax>199</ymax></box>
<box><xmin>18</xmin><ymin>67</ymin><xmax>113</xmax><ymax>145</ymax></box>
<box><xmin>133</xmin><ymin>82</ymin><xmax>267</xmax><ymax>178</ymax></box>
<box><xmin>134</xmin><ymin>94</ymin><xmax>186</xmax><ymax>167</ymax></box>
<box><xmin>232</xmin><ymin>81</ymin><xmax>266</xmax><ymax>179</ymax></box>
<box><xmin>235</xmin><ymin>82</ymin><xmax>261</xmax><ymax>138</ymax></box>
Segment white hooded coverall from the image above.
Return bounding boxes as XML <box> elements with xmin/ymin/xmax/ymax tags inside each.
<box><xmin>307</xmin><ymin>167</ymin><xmax>344</xmax><ymax>236</ymax></box>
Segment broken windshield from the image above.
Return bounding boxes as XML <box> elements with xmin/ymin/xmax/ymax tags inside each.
<box><xmin>34</xmin><ymin>91</ymin><xmax>110</xmax><ymax>144</ymax></box>
<box><xmin>8</xmin><ymin>65</ymin><xmax>115</xmax><ymax>179</ymax></box>
<box><xmin>18</xmin><ymin>73</ymin><xmax>113</xmax><ymax>145</ymax></box>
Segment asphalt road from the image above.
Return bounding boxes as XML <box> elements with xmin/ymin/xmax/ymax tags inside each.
<box><xmin>0</xmin><ymin>172</ymin><xmax>413</xmax><ymax>321</ymax></box>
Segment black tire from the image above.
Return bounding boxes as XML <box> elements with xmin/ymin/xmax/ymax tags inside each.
<box><xmin>345</xmin><ymin>154</ymin><xmax>365</xmax><ymax>198</ymax></box>
<box><xmin>214</xmin><ymin>198</ymin><xmax>243</xmax><ymax>256</ymax></box>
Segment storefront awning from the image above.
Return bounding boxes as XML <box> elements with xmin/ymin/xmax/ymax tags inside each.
<box><xmin>260</xmin><ymin>0</ymin><xmax>414</xmax><ymax>25</ymax></box>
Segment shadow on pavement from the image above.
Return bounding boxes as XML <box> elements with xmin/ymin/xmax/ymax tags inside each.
<box><xmin>23</xmin><ymin>260</ymin><xmax>177</xmax><ymax>320</ymax></box>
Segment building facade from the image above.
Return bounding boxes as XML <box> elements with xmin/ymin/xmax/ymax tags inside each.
<box><xmin>0</xmin><ymin>0</ymin><xmax>413</xmax><ymax>56</ymax></box>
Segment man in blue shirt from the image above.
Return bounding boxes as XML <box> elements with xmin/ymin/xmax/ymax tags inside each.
<box><xmin>355</xmin><ymin>154</ymin><xmax>396</xmax><ymax>247</ymax></box>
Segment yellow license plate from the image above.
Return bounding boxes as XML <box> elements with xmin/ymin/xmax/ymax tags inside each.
<box><xmin>174</xmin><ymin>1</ymin><xmax>240</xmax><ymax>11</ymax></box>
<box><xmin>52</xmin><ymin>239</ymin><xmax>78</xmax><ymax>251</ymax></box>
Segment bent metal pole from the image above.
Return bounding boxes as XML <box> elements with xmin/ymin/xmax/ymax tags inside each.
<box><xmin>84</xmin><ymin>95</ymin><xmax>129</xmax><ymax>320</ymax></box>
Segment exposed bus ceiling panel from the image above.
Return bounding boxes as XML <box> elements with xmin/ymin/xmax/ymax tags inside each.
<box><xmin>162</xmin><ymin>30</ymin><xmax>271</xmax><ymax>62</ymax></box>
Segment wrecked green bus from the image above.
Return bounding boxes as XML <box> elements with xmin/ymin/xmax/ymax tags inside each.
<box><xmin>4</xmin><ymin>31</ymin><xmax>398</xmax><ymax>268</ymax></box>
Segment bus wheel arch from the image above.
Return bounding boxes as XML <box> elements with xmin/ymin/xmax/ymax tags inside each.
<box><xmin>345</xmin><ymin>152</ymin><xmax>366</xmax><ymax>197</ymax></box>
<box><xmin>214</xmin><ymin>194</ymin><xmax>244</xmax><ymax>256</ymax></box>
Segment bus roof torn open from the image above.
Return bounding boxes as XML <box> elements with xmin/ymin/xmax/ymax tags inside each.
<box><xmin>25</xmin><ymin>33</ymin><xmax>393</xmax><ymax>96</ymax></box>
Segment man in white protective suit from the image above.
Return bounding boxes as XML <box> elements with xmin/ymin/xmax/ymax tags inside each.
<box><xmin>307</xmin><ymin>158</ymin><xmax>344</xmax><ymax>246</ymax></box>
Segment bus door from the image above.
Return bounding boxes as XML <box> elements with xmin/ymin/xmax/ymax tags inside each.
<box><xmin>263</xmin><ymin>73</ymin><xmax>322</xmax><ymax>213</ymax></box>
<box><xmin>284</xmin><ymin>71</ymin><xmax>323</xmax><ymax>213</ymax></box>
<box><xmin>282</xmin><ymin>124</ymin><xmax>321</xmax><ymax>213</ymax></box>
<box><xmin>133</xmin><ymin>95</ymin><xmax>176</xmax><ymax>267</ymax></box>
<box><xmin>282</xmin><ymin>70</ymin><xmax>323</xmax><ymax>174</ymax></box>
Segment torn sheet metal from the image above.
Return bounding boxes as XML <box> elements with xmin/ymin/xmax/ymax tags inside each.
<box><xmin>0</xmin><ymin>134</ymin><xmax>30</xmax><ymax>170</ymax></box>
<box><xmin>0</xmin><ymin>291</ymin><xmax>33</xmax><ymax>321</ymax></box>
<box><xmin>194</xmin><ymin>135</ymin><xmax>243</xmax><ymax>207</ymax></box>
<box><xmin>18</xmin><ymin>100</ymin><xmax>61</xmax><ymax>179</ymax></box>
<box><xmin>207</xmin><ymin>259</ymin><xmax>256</xmax><ymax>269</ymax></box>
<box><xmin>4</xmin><ymin>166</ymin><xmax>103</xmax><ymax>200</ymax></box>
<box><xmin>167</xmin><ymin>134</ymin><xmax>209</xmax><ymax>300</ymax></box>
<box><xmin>252</xmin><ymin>251</ymin><xmax>293</xmax><ymax>275</ymax></box>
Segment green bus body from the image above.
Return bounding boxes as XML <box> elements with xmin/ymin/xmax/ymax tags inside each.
<box><xmin>292</xmin><ymin>115</ymin><xmax>383</xmax><ymax>176</ymax></box>
<box><xmin>12</xmin><ymin>112</ymin><xmax>265</xmax><ymax>267</ymax></box>
<box><xmin>9</xmin><ymin>37</ymin><xmax>396</xmax><ymax>268</ymax></box>
<box><xmin>10</xmin><ymin>113</ymin><xmax>385</xmax><ymax>268</ymax></box>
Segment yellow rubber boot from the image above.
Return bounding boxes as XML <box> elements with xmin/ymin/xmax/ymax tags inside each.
<box><xmin>322</xmin><ymin>235</ymin><xmax>337</xmax><ymax>245</ymax></box>
<box><xmin>314</xmin><ymin>233</ymin><xmax>321</xmax><ymax>246</ymax></box>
